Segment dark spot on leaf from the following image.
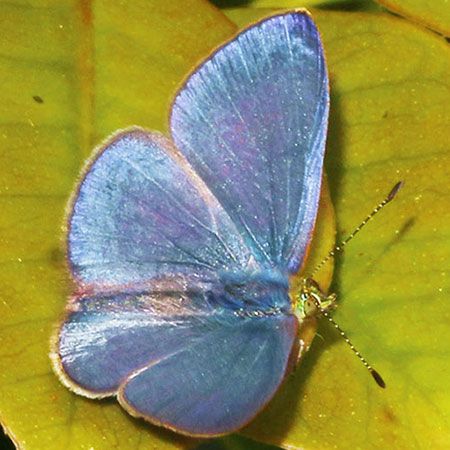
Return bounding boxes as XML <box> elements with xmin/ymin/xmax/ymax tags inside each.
<box><xmin>381</xmin><ymin>406</ymin><xmax>397</xmax><ymax>423</ymax></box>
<box><xmin>390</xmin><ymin>217</ymin><xmax>416</xmax><ymax>246</ymax></box>
<box><xmin>49</xmin><ymin>247</ymin><xmax>64</xmax><ymax>264</ymax></box>
<box><xmin>32</xmin><ymin>95</ymin><xmax>44</xmax><ymax>104</ymax></box>
<box><xmin>383</xmin><ymin>111</ymin><xmax>388</xmax><ymax>118</ymax></box>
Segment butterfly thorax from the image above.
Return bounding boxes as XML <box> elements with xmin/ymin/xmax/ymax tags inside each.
<box><xmin>218</xmin><ymin>268</ymin><xmax>291</xmax><ymax>318</ymax></box>
<box><xmin>293</xmin><ymin>277</ymin><xmax>337</xmax><ymax>322</ymax></box>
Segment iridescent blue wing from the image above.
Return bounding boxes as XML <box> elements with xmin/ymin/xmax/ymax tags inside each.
<box><xmin>52</xmin><ymin>281</ymin><xmax>297</xmax><ymax>436</ymax></box>
<box><xmin>119</xmin><ymin>313</ymin><xmax>297</xmax><ymax>436</ymax></box>
<box><xmin>53</xmin><ymin>276</ymin><xmax>220</xmax><ymax>396</ymax></box>
<box><xmin>68</xmin><ymin>129</ymin><xmax>254</xmax><ymax>287</ymax></box>
<box><xmin>170</xmin><ymin>12</ymin><xmax>329</xmax><ymax>273</ymax></box>
<box><xmin>57</xmin><ymin>11</ymin><xmax>327</xmax><ymax>436</ymax></box>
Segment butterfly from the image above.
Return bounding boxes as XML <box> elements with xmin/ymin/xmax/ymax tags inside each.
<box><xmin>51</xmin><ymin>10</ymin><xmax>330</xmax><ymax>437</ymax></box>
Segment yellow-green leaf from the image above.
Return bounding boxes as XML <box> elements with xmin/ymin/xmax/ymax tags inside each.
<box><xmin>216</xmin><ymin>0</ymin><xmax>346</xmax><ymax>7</ymax></box>
<box><xmin>214</xmin><ymin>0</ymin><xmax>380</xmax><ymax>13</ymax></box>
<box><xmin>226</xmin><ymin>7</ymin><xmax>450</xmax><ymax>450</ymax></box>
<box><xmin>376</xmin><ymin>0</ymin><xmax>450</xmax><ymax>37</ymax></box>
<box><xmin>0</xmin><ymin>1</ymin><xmax>237</xmax><ymax>448</ymax></box>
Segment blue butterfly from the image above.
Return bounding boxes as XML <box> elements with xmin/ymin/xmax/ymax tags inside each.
<box><xmin>51</xmin><ymin>11</ymin><xmax>329</xmax><ymax>436</ymax></box>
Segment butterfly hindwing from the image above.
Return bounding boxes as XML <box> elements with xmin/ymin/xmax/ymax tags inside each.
<box><xmin>53</xmin><ymin>279</ymin><xmax>215</xmax><ymax>395</ymax></box>
<box><xmin>119</xmin><ymin>312</ymin><xmax>297</xmax><ymax>436</ymax></box>
<box><xmin>53</xmin><ymin>278</ymin><xmax>297</xmax><ymax>436</ymax></box>
<box><xmin>171</xmin><ymin>12</ymin><xmax>329</xmax><ymax>272</ymax></box>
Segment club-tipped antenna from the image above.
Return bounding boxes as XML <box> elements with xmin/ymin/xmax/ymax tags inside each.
<box><xmin>309</xmin><ymin>181</ymin><xmax>404</xmax><ymax>279</ymax></box>
<box><xmin>312</xmin><ymin>298</ymin><xmax>386</xmax><ymax>388</ymax></box>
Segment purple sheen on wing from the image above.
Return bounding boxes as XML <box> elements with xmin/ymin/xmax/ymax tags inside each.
<box><xmin>170</xmin><ymin>12</ymin><xmax>329</xmax><ymax>273</ymax></box>
<box><xmin>68</xmin><ymin>129</ymin><xmax>255</xmax><ymax>287</ymax></box>
<box><xmin>55</xmin><ymin>271</ymin><xmax>292</xmax><ymax>395</ymax></box>
<box><xmin>119</xmin><ymin>314</ymin><xmax>297</xmax><ymax>436</ymax></box>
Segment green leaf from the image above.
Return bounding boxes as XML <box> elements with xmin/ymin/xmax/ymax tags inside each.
<box><xmin>226</xmin><ymin>7</ymin><xmax>450</xmax><ymax>449</ymax></box>
<box><xmin>0</xmin><ymin>1</ymin><xmax>236</xmax><ymax>448</ymax></box>
<box><xmin>213</xmin><ymin>0</ymin><xmax>346</xmax><ymax>7</ymax></box>
<box><xmin>195</xmin><ymin>434</ymin><xmax>281</xmax><ymax>450</ymax></box>
<box><xmin>376</xmin><ymin>0</ymin><xmax>450</xmax><ymax>36</ymax></box>
<box><xmin>213</xmin><ymin>0</ymin><xmax>380</xmax><ymax>13</ymax></box>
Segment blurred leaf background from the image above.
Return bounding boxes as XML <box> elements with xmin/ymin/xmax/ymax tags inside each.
<box><xmin>0</xmin><ymin>0</ymin><xmax>449</xmax><ymax>449</ymax></box>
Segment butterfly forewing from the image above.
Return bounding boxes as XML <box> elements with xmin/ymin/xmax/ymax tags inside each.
<box><xmin>67</xmin><ymin>130</ymin><xmax>253</xmax><ymax>287</ymax></box>
<box><xmin>171</xmin><ymin>12</ymin><xmax>329</xmax><ymax>272</ymax></box>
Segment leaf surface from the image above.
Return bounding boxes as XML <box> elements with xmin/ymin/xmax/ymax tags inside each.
<box><xmin>376</xmin><ymin>0</ymin><xmax>450</xmax><ymax>36</ymax></box>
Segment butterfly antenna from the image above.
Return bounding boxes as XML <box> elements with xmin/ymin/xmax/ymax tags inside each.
<box><xmin>312</xmin><ymin>298</ymin><xmax>386</xmax><ymax>388</ymax></box>
<box><xmin>309</xmin><ymin>181</ymin><xmax>403</xmax><ymax>279</ymax></box>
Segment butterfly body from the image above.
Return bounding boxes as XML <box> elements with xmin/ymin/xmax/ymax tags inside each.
<box><xmin>52</xmin><ymin>10</ymin><xmax>329</xmax><ymax>436</ymax></box>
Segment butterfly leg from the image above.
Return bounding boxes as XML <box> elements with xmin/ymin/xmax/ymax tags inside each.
<box><xmin>293</xmin><ymin>316</ymin><xmax>318</xmax><ymax>367</ymax></box>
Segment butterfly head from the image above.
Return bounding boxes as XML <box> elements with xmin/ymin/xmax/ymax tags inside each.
<box><xmin>293</xmin><ymin>277</ymin><xmax>337</xmax><ymax>322</ymax></box>
<box><xmin>292</xmin><ymin>277</ymin><xmax>386</xmax><ymax>388</ymax></box>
